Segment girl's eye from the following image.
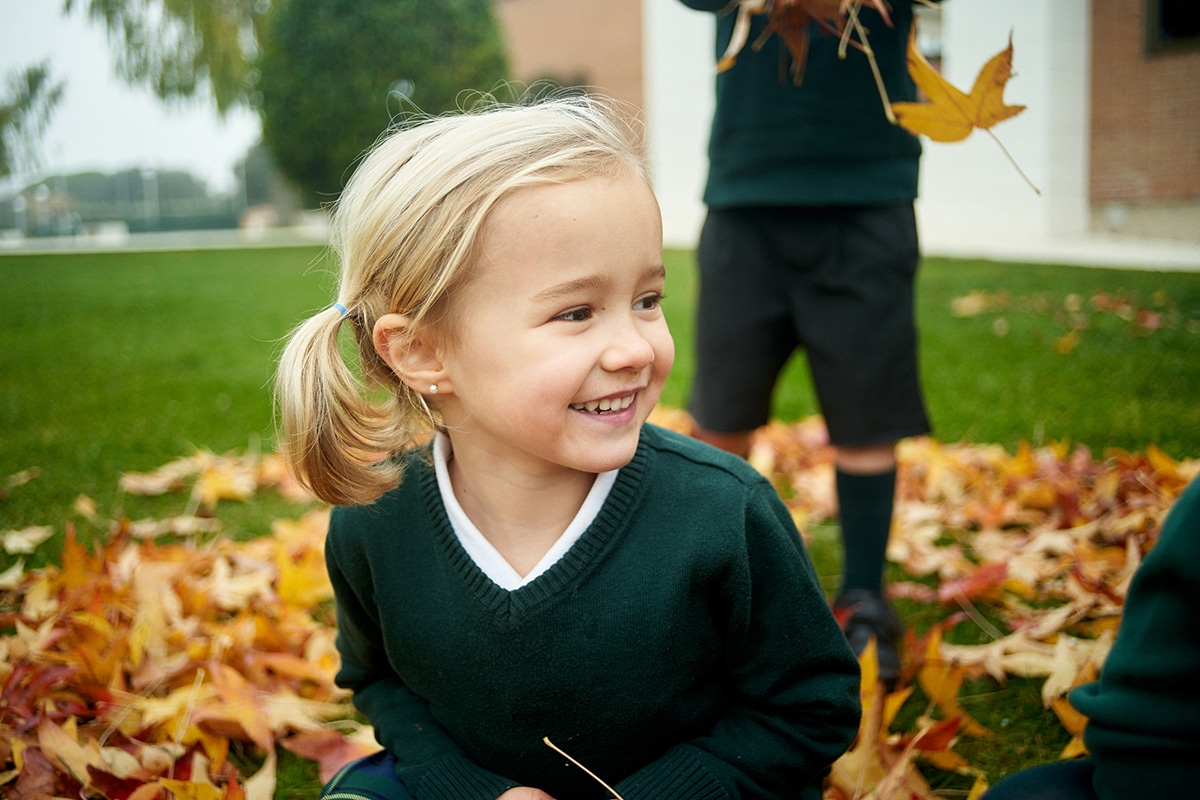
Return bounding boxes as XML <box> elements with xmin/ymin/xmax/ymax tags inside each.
<box><xmin>634</xmin><ymin>292</ymin><xmax>665</xmax><ymax>311</ymax></box>
<box><xmin>555</xmin><ymin>307</ymin><xmax>592</xmax><ymax>322</ymax></box>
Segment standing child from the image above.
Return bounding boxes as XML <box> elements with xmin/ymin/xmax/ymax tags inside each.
<box><xmin>276</xmin><ymin>96</ymin><xmax>861</xmax><ymax>800</ymax></box>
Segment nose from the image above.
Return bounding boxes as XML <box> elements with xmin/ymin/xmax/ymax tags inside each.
<box><xmin>600</xmin><ymin>314</ymin><xmax>658</xmax><ymax>374</ymax></box>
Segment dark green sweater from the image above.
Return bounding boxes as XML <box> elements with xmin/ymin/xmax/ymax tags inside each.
<box><xmin>680</xmin><ymin>1</ymin><xmax>924</xmax><ymax>207</ymax></box>
<box><xmin>1069</xmin><ymin>476</ymin><xmax>1200</xmax><ymax>798</ymax></box>
<box><xmin>326</xmin><ymin>424</ymin><xmax>861</xmax><ymax>800</ymax></box>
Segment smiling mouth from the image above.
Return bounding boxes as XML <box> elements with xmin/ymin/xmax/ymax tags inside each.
<box><xmin>570</xmin><ymin>393</ymin><xmax>636</xmax><ymax>414</ymax></box>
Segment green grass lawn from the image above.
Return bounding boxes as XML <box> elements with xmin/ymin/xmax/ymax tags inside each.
<box><xmin>3</xmin><ymin>245</ymin><xmax>1200</xmax><ymax>553</ymax></box>
<box><xmin>2</xmin><ymin>245</ymin><xmax>1199</xmax><ymax>795</ymax></box>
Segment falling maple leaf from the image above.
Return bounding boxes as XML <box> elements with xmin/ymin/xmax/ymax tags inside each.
<box><xmin>891</xmin><ymin>24</ymin><xmax>1037</xmax><ymax>193</ymax></box>
<box><xmin>891</xmin><ymin>25</ymin><xmax>1025</xmax><ymax>142</ymax></box>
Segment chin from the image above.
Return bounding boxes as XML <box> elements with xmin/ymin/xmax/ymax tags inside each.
<box><xmin>581</xmin><ymin>434</ymin><xmax>643</xmax><ymax>473</ymax></box>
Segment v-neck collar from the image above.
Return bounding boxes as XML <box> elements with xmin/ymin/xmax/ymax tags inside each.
<box><xmin>416</xmin><ymin>429</ymin><xmax>651</xmax><ymax>624</ymax></box>
<box><xmin>431</xmin><ymin>432</ymin><xmax>619</xmax><ymax>591</ymax></box>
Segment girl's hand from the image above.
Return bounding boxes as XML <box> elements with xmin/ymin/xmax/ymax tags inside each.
<box><xmin>497</xmin><ymin>789</ymin><xmax>557</xmax><ymax>800</ymax></box>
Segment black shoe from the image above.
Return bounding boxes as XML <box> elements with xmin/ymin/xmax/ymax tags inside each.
<box><xmin>834</xmin><ymin>589</ymin><xmax>903</xmax><ymax>687</ymax></box>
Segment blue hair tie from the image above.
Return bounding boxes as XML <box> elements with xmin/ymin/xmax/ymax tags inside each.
<box><xmin>333</xmin><ymin>302</ymin><xmax>348</xmax><ymax>317</ymax></box>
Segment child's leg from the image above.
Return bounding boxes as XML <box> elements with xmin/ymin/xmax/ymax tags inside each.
<box><xmin>981</xmin><ymin>759</ymin><xmax>1098</xmax><ymax>800</ymax></box>
<box><xmin>320</xmin><ymin>751</ymin><xmax>413</xmax><ymax>800</ymax></box>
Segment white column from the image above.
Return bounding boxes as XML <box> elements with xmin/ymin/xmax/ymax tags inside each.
<box><xmin>917</xmin><ymin>0</ymin><xmax>1092</xmax><ymax>246</ymax></box>
<box><xmin>642</xmin><ymin>0</ymin><xmax>713</xmax><ymax>248</ymax></box>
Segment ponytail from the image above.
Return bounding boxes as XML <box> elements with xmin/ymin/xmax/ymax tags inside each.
<box><xmin>275</xmin><ymin>305</ymin><xmax>419</xmax><ymax>506</ymax></box>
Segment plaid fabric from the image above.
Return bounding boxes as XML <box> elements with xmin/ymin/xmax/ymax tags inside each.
<box><xmin>320</xmin><ymin>751</ymin><xmax>413</xmax><ymax>800</ymax></box>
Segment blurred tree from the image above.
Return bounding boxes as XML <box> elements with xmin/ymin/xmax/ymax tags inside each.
<box><xmin>0</xmin><ymin>62</ymin><xmax>64</xmax><ymax>180</ymax></box>
<box><xmin>63</xmin><ymin>0</ymin><xmax>271</xmax><ymax>114</ymax></box>
<box><xmin>257</xmin><ymin>0</ymin><xmax>508</xmax><ymax>206</ymax></box>
<box><xmin>66</xmin><ymin>0</ymin><xmax>510</xmax><ymax>207</ymax></box>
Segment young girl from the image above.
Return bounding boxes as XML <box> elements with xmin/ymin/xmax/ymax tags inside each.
<box><xmin>276</xmin><ymin>96</ymin><xmax>861</xmax><ymax>800</ymax></box>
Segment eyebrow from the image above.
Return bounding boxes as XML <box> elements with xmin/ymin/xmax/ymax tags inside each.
<box><xmin>533</xmin><ymin>264</ymin><xmax>666</xmax><ymax>303</ymax></box>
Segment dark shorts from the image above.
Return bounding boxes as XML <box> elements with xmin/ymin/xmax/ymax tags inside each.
<box><xmin>320</xmin><ymin>751</ymin><xmax>412</xmax><ymax>800</ymax></box>
<box><xmin>688</xmin><ymin>204</ymin><xmax>931</xmax><ymax>446</ymax></box>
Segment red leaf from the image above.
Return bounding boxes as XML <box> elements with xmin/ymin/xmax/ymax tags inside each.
<box><xmin>937</xmin><ymin>562</ymin><xmax>1007</xmax><ymax>604</ymax></box>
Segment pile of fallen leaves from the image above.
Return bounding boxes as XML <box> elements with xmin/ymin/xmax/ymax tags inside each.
<box><xmin>3</xmin><ymin>416</ymin><xmax>1196</xmax><ymax>799</ymax></box>
<box><xmin>0</xmin><ymin>454</ymin><xmax>376</xmax><ymax>800</ymax></box>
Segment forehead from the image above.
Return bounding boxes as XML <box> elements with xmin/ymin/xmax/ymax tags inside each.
<box><xmin>457</xmin><ymin>169</ymin><xmax>661</xmax><ymax>301</ymax></box>
<box><xmin>481</xmin><ymin>169</ymin><xmax>657</xmax><ymax>242</ymax></box>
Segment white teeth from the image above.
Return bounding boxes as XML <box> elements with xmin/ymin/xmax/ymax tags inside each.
<box><xmin>572</xmin><ymin>394</ymin><xmax>635</xmax><ymax>414</ymax></box>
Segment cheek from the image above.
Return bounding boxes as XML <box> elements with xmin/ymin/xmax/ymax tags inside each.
<box><xmin>653</xmin><ymin>327</ymin><xmax>676</xmax><ymax>378</ymax></box>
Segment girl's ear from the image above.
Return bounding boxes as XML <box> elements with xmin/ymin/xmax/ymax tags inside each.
<box><xmin>373</xmin><ymin>313</ymin><xmax>448</xmax><ymax>394</ymax></box>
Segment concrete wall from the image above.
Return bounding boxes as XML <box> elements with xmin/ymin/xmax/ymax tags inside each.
<box><xmin>642</xmin><ymin>1</ymin><xmax>712</xmax><ymax>247</ymax></box>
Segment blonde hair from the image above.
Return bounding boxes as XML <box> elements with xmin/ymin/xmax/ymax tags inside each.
<box><xmin>275</xmin><ymin>95</ymin><xmax>649</xmax><ymax>506</ymax></box>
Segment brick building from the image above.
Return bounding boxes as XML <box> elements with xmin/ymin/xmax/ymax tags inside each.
<box><xmin>1090</xmin><ymin>0</ymin><xmax>1200</xmax><ymax>240</ymax></box>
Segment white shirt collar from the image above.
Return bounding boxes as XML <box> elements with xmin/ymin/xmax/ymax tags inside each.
<box><xmin>432</xmin><ymin>432</ymin><xmax>618</xmax><ymax>591</ymax></box>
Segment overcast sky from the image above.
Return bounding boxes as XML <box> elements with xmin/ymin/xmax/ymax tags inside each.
<box><xmin>0</xmin><ymin>0</ymin><xmax>261</xmax><ymax>194</ymax></box>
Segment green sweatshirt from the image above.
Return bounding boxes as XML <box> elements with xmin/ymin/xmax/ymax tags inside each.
<box><xmin>1069</xmin><ymin>476</ymin><xmax>1200</xmax><ymax>798</ymax></box>
<box><xmin>680</xmin><ymin>0</ymin><xmax>925</xmax><ymax>207</ymax></box>
<box><xmin>326</xmin><ymin>423</ymin><xmax>861</xmax><ymax>800</ymax></box>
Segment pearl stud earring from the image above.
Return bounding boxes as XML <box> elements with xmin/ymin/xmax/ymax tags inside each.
<box><xmin>429</xmin><ymin>384</ymin><xmax>439</xmax><ymax>394</ymax></box>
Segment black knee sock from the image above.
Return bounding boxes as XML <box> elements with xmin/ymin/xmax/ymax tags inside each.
<box><xmin>835</xmin><ymin>468</ymin><xmax>897</xmax><ymax>596</ymax></box>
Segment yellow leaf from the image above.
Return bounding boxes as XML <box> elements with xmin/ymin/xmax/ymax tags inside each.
<box><xmin>920</xmin><ymin>746</ymin><xmax>971</xmax><ymax>773</ymax></box>
<box><xmin>275</xmin><ymin>545</ymin><xmax>333</xmax><ymax>608</ymax></box>
<box><xmin>891</xmin><ymin>26</ymin><xmax>1025</xmax><ymax>142</ymax></box>
<box><xmin>192</xmin><ymin>459</ymin><xmax>256</xmax><ymax>511</ymax></box>
<box><xmin>1050</xmin><ymin>696</ymin><xmax>1087</xmax><ymax>738</ymax></box>
<box><xmin>966</xmin><ymin>773</ymin><xmax>991</xmax><ymax>800</ymax></box>
<box><xmin>919</xmin><ymin>627</ymin><xmax>994</xmax><ymax>738</ymax></box>
<box><xmin>197</xmin><ymin>662</ymin><xmax>275</xmax><ymax>753</ymax></box>
<box><xmin>159</xmin><ymin>778</ymin><xmax>225</xmax><ymax>800</ymax></box>
<box><xmin>1146</xmin><ymin>442</ymin><xmax>1179</xmax><ymax>480</ymax></box>
<box><xmin>1061</xmin><ymin>734</ymin><xmax>1089</xmax><ymax>760</ymax></box>
<box><xmin>36</xmin><ymin>718</ymin><xmax>100</xmax><ymax>785</ymax></box>
<box><xmin>892</xmin><ymin>24</ymin><xmax>1038</xmax><ymax>193</ymax></box>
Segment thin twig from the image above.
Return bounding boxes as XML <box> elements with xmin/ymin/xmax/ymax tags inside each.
<box><xmin>985</xmin><ymin>128</ymin><xmax>1042</xmax><ymax>195</ymax></box>
<box><xmin>954</xmin><ymin>592</ymin><xmax>1007</xmax><ymax>641</ymax></box>
<box><xmin>849</xmin><ymin>10</ymin><xmax>896</xmax><ymax>123</ymax></box>
<box><xmin>543</xmin><ymin>736</ymin><xmax>627</xmax><ymax>800</ymax></box>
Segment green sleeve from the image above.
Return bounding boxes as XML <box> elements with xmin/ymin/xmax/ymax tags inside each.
<box><xmin>613</xmin><ymin>481</ymin><xmax>862</xmax><ymax>799</ymax></box>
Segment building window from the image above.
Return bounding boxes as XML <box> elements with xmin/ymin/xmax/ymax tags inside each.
<box><xmin>1146</xmin><ymin>0</ymin><xmax>1200</xmax><ymax>54</ymax></box>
